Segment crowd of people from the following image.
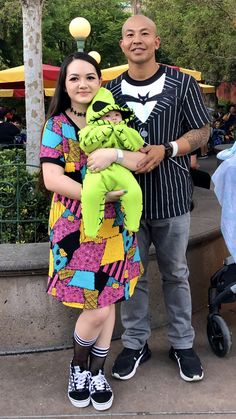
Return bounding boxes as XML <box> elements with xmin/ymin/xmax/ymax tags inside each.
<box><xmin>208</xmin><ymin>104</ymin><xmax>236</xmax><ymax>151</ymax></box>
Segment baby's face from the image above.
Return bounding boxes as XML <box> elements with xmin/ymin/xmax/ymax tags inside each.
<box><xmin>101</xmin><ymin>110</ymin><xmax>122</xmax><ymax>124</ymax></box>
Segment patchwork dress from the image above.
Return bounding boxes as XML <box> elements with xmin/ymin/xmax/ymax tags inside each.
<box><xmin>40</xmin><ymin>112</ymin><xmax>143</xmax><ymax>309</ymax></box>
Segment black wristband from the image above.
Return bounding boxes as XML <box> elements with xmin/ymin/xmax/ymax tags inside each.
<box><xmin>163</xmin><ymin>143</ymin><xmax>173</xmax><ymax>159</ymax></box>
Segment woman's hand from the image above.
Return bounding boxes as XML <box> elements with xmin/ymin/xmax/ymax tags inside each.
<box><xmin>105</xmin><ymin>189</ymin><xmax>127</xmax><ymax>202</ymax></box>
<box><xmin>87</xmin><ymin>149</ymin><xmax>117</xmax><ymax>172</ymax></box>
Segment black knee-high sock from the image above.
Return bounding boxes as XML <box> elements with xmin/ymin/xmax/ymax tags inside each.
<box><xmin>89</xmin><ymin>345</ymin><xmax>110</xmax><ymax>375</ymax></box>
<box><xmin>73</xmin><ymin>331</ymin><xmax>97</xmax><ymax>370</ymax></box>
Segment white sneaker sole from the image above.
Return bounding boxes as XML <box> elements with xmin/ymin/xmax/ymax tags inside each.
<box><xmin>68</xmin><ymin>394</ymin><xmax>90</xmax><ymax>408</ymax></box>
<box><xmin>112</xmin><ymin>354</ymin><xmax>144</xmax><ymax>380</ymax></box>
<box><xmin>175</xmin><ymin>356</ymin><xmax>204</xmax><ymax>382</ymax></box>
<box><xmin>91</xmin><ymin>394</ymin><xmax>114</xmax><ymax>411</ymax></box>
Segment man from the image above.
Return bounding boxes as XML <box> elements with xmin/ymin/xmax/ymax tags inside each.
<box><xmin>106</xmin><ymin>15</ymin><xmax>210</xmax><ymax>382</ymax></box>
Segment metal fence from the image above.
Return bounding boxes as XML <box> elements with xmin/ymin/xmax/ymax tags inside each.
<box><xmin>0</xmin><ymin>147</ymin><xmax>49</xmax><ymax>244</ymax></box>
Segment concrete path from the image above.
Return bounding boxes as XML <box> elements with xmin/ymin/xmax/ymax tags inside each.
<box><xmin>1</xmin><ymin>304</ymin><xmax>236</xmax><ymax>419</ymax></box>
<box><xmin>2</xmin><ymin>153</ymin><xmax>235</xmax><ymax>419</ymax></box>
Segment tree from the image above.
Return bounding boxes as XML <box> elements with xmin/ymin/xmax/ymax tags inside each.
<box><xmin>0</xmin><ymin>0</ymin><xmax>131</xmax><ymax>70</ymax></box>
<box><xmin>1</xmin><ymin>0</ymin><xmax>130</xmax><ymax>167</ymax></box>
<box><xmin>142</xmin><ymin>0</ymin><xmax>236</xmax><ymax>84</ymax></box>
<box><xmin>0</xmin><ymin>0</ymin><xmax>23</xmax><ymax>68</ymax></box>
<box><xmin>42</xmin><ymin>0</ymin><xmax>130</xmax><ymax>67</ymax></box>
<box><xmin>21</xmin><ymin>0</ymin><xmax>45</xmax><ymax>169</ymax></box>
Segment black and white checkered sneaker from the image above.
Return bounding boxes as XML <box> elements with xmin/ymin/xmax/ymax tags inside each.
<box><xmin>68</xmin><ymin>363</ymin><xmax>91</xmax><ymax>408</ymax></box>
<box><xmin>89</xmin><ymin>369</ymin><xmax>113</xmax><ymax>411</ymax></box>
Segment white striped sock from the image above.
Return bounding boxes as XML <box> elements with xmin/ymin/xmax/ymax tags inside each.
<box><xmin>74</xmin><ymin>330</ymin><xmax>97</xmax><ymax>347</ymax></box>
<box><xmin>91</xmin><ymin>345</ymin><xmax>110</xmax><ymax>358</ymax></box>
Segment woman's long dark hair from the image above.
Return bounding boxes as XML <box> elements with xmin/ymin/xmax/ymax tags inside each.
<box><xmin>39</xmin><ymin>52</ymin><xmax>101</xmax><ymax>195</ymax></box>
<box><xmin>46</xmin><ymin>51</ymin><xmax>102</xmax><ymax>121</ymax></box>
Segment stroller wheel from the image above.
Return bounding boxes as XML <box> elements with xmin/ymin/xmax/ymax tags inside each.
<box><xmin>207</xmin><ymin>314</ymin><xmax>232</xmax><ymax>357</ymax></box>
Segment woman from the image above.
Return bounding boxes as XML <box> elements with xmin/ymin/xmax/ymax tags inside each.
<box><xmin>40</xmin><ymin>52</ymin><xmax>143</xmax><ymax>412</ymax></box>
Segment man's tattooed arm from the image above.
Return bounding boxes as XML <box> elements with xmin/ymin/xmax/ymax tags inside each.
<box><xmin>180</xmin><ymin>124</ymin><xmax>210</xmax><ymax>153</ymax></box>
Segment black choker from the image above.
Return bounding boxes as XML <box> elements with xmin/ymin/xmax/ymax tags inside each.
<box><xmin>70</xmin><ymin>107</ymin><xmax>86</xmax><ymax>117</ymax></box>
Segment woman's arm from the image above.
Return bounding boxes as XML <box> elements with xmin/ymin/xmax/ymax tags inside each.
<box><xmin>42</xmin><ymin>162</ymin><xmax>82</xmax><ymax>200</ymax></box>
<box><xmin>42</xmin><ymin>162</ymin><xmax>126</xmax><ymax>203</ymax></box>
<box><xmin>87</xmin><ymin>148</ymin><xmax>144</xmax><ymax>172</ymax></box>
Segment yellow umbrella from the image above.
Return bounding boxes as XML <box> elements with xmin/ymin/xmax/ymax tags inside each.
<box><xmin>0</xmin><ymin>63</ymin><xmax>214</xmax><ymax>96</ymax></box>
<box><xmin>0</xmin><ymin>65</ymin><xmax>25</xmax><ymax>83</ymax></box>
<box><xmin>0</xmin><ymin>89</ymin><xmax>14</xmax><ymax>97</ymax></box>
<box><xmin>199</xmin><ymin>83</ymin><xmax>215</xmax><ymax>94</ymax></box>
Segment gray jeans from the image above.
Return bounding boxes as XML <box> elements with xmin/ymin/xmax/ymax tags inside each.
<box><xmin>121</xmin><ymin>213</ymin><xmax>195</xmax><ymax>350</ymax></box>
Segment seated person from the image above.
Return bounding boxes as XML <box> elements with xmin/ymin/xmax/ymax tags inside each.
<box><xmin>11</xmin><ymin>116</ymin><xmax>27</xmax><ymax>145</ymax></box>
<box><xmin>212</xmin><ymin>105</ymin><xmax>224</xmax><ymax>124</ymax></box>
<box><xmin>210</xmin><ymin>120</ymin><xmax>225</xmax><ymax>148</ymax></box>
<box><xmin>79</xmin><ymin>87</ymin><xmax>144</xmax><ymax>238</ymax></box>
<box><xmin>224</xmin><ymin>125</ymin><xmax>235</xmax><ymax>144</ymax></box>
<box><xmin>0</xmin><ymin>108</ymin><xmax>20</xmax><ymax>148</ymax></box>
<box><xmin>222</xmin><ymin>105</ymin><xmax>236</xmax><ymax>132</ymax></box>
<box><xmin>190</xmin><ymin>150</ymin><xmax>211</xmax><ymax>190</ymax></box>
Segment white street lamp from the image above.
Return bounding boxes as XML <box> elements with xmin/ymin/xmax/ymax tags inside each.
<box><xmin>69</xmin><ymin>17</ymin><xmax>91</xmax><ymax>52</ymax></box>
<box><xmin>88</xmin><ymin>51</ymin><xmax>101</xmax><ymax>64</ymax></box>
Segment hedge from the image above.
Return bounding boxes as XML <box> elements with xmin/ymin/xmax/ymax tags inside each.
<box><xmin>0</xmin><ymin>148</ymin><xmax>49</xmax><ymax>243</ymax></box>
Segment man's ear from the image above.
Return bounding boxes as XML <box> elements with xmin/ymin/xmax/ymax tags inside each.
<box><xmin>119</xmin><ymin>39</ymin><xmax>124</xmax><ymax>51</ymax></box>
<box><xmin>155</xmin><ymin>36</ymin><xmax>161</xmax><ymax>50</ymax></box>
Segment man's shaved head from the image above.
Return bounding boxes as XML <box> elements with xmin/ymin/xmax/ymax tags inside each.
<box><xmin>122</xmin><ymin>14</ymin><xmax>157</xmax><ymax>37</ymax></box>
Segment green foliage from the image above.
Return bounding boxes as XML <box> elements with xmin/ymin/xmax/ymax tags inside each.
<box><xmin>42</xmin><ymin>0</ymin><xmax>130</xmax><ymax>67</ymax></box>
<box><xmin>0</xmin><ymin>0</ymin><xmax>23</xmax><ymax>67</ymax></box>
<box><xmin>0</xmin><ymin>148</ymin><xmax>49</xmax><ymax>243</ymax></box>
<box><xmin>0</xmin><ymin>0</ymin><xmax>130</xmax><ymax>69</ymax></box>
<box><xmin>143</xmin><ymin>0</ymin><xmax>236</xmax><ymax>84</ymax></box>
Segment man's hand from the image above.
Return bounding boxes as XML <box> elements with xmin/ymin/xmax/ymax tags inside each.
<box><xmin>135</xmin><ymin>145</ymin><xmax>165</xmax><ymax>173</ymax></box>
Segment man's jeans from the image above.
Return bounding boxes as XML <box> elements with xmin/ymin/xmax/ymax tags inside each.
<box><xmin>120</xmin><ymin>213</ymin><xmax>195</xmax><ymax>349</ymax></box>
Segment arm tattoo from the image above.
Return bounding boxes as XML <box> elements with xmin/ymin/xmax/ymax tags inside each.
<box><xmin>181</xmin><ymin>124</ymin><xmax>210</xmax><ymax>152</ymax></box>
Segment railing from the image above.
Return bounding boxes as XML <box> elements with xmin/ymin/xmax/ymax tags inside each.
<box><xmin>0</xmin><ymin>146</ymin><xmax>49</xmax><ymax>243</ymax></box>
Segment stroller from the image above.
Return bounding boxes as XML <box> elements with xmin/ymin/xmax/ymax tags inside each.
<box><xmin>209</xmin><ymin>148</ymin><xmax>236</xmax><ymax>357</ymax></box>
<box><xmin>207</xmin><ymin>255</ymin><xmax>236</xmax><ymax>357</ymax></box>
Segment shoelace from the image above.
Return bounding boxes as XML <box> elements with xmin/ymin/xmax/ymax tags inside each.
<box><xmin>90</xmin><ymin>371</ymin><xmax>111</xmax><ymax>392</ymax></box>
<box><xmin>73</xmin><ymin>367</ymin><xmax>91</xmax><ymax>390</ymax></box>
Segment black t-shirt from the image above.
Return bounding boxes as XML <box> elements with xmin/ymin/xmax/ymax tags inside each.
<box><xmin>0</xmin><ymin>122</ymin><xmax>20</xmax><ymax>146</ymax></box>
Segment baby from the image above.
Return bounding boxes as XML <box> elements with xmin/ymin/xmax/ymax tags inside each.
<box><xmin>79</xmin><ymin>87</ymin><xmax>144</xmax><ymax>238</ymax></box>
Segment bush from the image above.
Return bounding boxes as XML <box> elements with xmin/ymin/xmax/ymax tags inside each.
<box><xmin>0</xmin><ymin>148</ymin><xmax>50</xmax><ymax>243</ymax></box>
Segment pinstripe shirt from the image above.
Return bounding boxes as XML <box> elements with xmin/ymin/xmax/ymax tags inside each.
<box><xmin>106</xmin><ymin>65</ymin><xmax>210</xmax><ymax>220</ymax></box>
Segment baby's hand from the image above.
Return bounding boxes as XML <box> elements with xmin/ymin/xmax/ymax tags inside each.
<box><xmin>105</xmin><ymin>190</ymin><xmax>127</xmax><ymax>202</ymax></box>
<box><xmin>87</xmin><ymin>148</ymin><xmax>117</xmax><ymax>171</ymax></box>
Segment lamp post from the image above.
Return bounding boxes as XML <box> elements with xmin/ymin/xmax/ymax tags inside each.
<box><xmin>88</xmin><ymin>51</ymin><xmax>101</xmax><ymax>64</ymax></box>
<box><xmin>69</xmin><ymin>17</ymin><xmax>91</xmax><ymax>52</ymax></box>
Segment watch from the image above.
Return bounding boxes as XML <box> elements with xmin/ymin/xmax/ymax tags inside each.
<box><xmin>163</xmin><ymin>143</ymin><xmax>173</xmax><ymax>159</ymax></box>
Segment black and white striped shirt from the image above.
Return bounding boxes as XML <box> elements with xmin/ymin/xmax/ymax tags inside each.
<box><xmin>106</xmin><ymin>64</ymin><xmax>210</xmax><ymax>220</ymax></box>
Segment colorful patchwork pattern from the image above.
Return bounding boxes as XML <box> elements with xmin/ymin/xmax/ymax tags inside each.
<box><xmin>40</xmin><ymin>113</ymin><xmax>143</xmax><ymax>309</ymax></box>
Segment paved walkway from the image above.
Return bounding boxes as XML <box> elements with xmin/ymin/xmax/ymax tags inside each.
<box><xmin>1</xmin><ymin>304</ymin><xmax>236</xmax><ymax>419</ymax></box>
<box><xmin>2</xmin><ymin>153</ymin><xmax>236</xmax><ymax>419</ymax></box>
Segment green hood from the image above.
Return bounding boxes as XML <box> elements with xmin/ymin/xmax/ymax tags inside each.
<box><xmin>86</xmin><ymin>87</ymin><xmax>133</xmax><ymax>124</ymax></box>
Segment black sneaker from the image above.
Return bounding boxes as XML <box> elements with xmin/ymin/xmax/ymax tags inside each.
<box><xmin>68</xmin><ymin>363</ymin><xmax>91</xmax><ymax>408</ymax></box>
<box><xmin>89</xmin><ymin>369</ymin><xmax>113</xmax><ymax>411</ymax></box>
<box><xmin>169</xmin><ymin>347</ymin><xmax>204</xmax><ymax>382</ymax></box>
<box><xmin>112</xmin><ymin>342</ymin><xmax>151</xmax><ymax>380</ymax></box>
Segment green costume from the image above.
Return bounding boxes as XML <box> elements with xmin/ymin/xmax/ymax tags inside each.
<box><xmin>79</xmin><ymin>87</ymin><xmax>144</xmax><ymax>238</ymax></box>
